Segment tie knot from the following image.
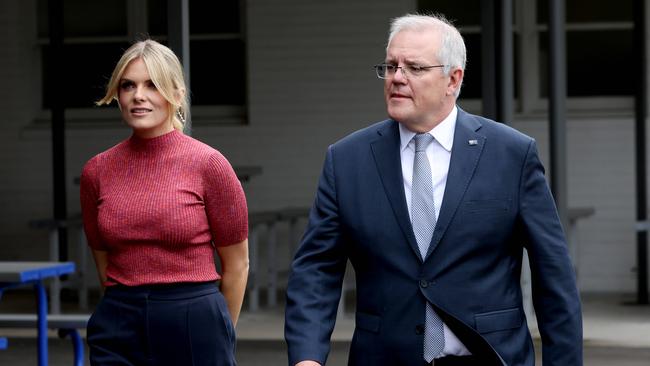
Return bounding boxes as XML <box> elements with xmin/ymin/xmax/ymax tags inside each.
<box><xmin>414</xmin><ymin>133</ymin><xmax>434</xmax><ymax>152</ymax></box>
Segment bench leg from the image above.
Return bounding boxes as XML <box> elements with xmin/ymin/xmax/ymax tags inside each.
<box><xmin>34</xmin><ymin>282</ymin><xmax>48</xmax><ymax>366</ymax></box>
<box><xmin>248</xmin><ymin>225</ymin><xmax>260</xmax><ymax>312</ymax></box>
<box><xmin>49</xmin><ymin>228</ymin><xmax>62</xmax><ymax>315</ymax></box>
<box><xmin>79</xmin><ymin>229</ymin><xmax>89</xmax><ymax>311</ymax></box>
<box><xmin>58</xmin><ymin>329</ymin><xmax>84</xmax><ymax>366</ymax></box>
<box><xmin>267</xmin><ymin>222</ymin><xmax>278</xmax><ymax>308</ymax></box>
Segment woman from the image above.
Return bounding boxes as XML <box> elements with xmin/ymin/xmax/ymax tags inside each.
<box><xmin>80</xmin><ymin>39</ymin><xmax>249</xmax><ymax>365</ymax></box>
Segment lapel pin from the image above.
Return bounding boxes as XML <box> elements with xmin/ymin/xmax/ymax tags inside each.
<box><xmin>468</xmin><ymin>139</ymin><xmax>478</xmax><ymax>146</ymax></box>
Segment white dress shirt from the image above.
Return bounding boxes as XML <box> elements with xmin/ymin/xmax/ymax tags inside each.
<box><xmin>398</xmin><ymin>105</ymin><xmax>472</xmax><ymax>357</ymax></box>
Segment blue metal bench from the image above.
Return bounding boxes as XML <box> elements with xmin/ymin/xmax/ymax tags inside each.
<box><xmin>0</xmin><ymin>313</ymin><xmax>89</xmax><ymax>366</ymax></box>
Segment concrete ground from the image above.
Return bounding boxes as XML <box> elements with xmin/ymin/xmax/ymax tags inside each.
<box><xmin>0</xmin><ymin>292</ymin><xmax>649</xmax><ymax>365</ymax></box>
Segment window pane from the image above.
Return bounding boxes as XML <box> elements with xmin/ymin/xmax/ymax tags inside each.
<box><xmin>414</xmin><ymin>3</ymin><xmax>521</xmax><ymax>101</ymax></box>
<box><xmin>538</xmin><ymin>30</ymin><xmax>633</xmax><ymax>96</ymax></box>
<box><xmin>537</xmin><ymin>0</ymin><xmax>633</xmax><ymax>24</ymax></box>
<box><xmin>42</xmin><ymin>43</ymin><xmax>129</xmax><ymax>108</ymax></box>
<box><xmin>416</xmin><ymin>2</ymin><xmax>483</xmax><ymax>98</ymax></box>
<box><xmin>149</xmin><ymin>0</ymin><xmax>242</xmax><ymax>36</ymax></box>
<box><xmin>189</xmin><ymin>40</ymin><xmax>246</xmax><ymax>105</ymax></box>
<box><xmin>417</xmin><ymin>0</ymin><xmax>481</xmax><ymax>26</ymax></box>
<box><xmin>460</xmin><ymin>34</ymin><xmax>520</xmax><ymax>99</ymax></box>
<box><xmin>38</xmin><ymin>0</ymin><xmax>127</xmax><ymax>38</ymax></box>
<box><xmin>148</xmin><ymin>0</ymin><xmax>169</xmax><ymax>37</ymax></box>
<box><xmin>460</xmin><ymin>34</ymin><xmax>482</xmax><ymax>99</ymax></box>
<box><xmin>190</xmin><ymin>1</ymin><xmax>241</xmax><ymax>34</ymax></box>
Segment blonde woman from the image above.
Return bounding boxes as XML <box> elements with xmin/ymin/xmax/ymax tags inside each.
<box><xmin>80</xmin><ymin>39</ymin><xmax>249</xmax><ymax>365</ymax></box>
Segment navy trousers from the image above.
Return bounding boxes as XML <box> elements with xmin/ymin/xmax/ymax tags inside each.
<box><xmin>87</xmin><ymin>282</ymin><xmax>236</xmax><ymax>366</ymax></box>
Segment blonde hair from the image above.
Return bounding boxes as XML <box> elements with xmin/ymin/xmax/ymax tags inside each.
<box><xmin>97</xmin><ymin>39</ymin><xmax>188</xmax><ymax>132</ymax></box>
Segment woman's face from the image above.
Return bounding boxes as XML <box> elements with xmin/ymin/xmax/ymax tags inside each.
<box><xmin>118</xmin><ymin>58</ymin><xmax>173</xmax><ymax>138</ymax></box>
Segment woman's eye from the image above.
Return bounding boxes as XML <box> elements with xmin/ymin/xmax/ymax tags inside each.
<box><xmin>120</xmin><ymin>82</ymin><xmax>134</xmax><ymax>90</ymax></box>
<box><xmin>146</xmin><ymin>81</ymin><xmax>157</xmax><ymax>90</ymax></box>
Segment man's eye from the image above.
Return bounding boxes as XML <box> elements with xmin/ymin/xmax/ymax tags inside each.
<box><xmin>408</xmin><ymin>65</ymin><xmax>425</xmax><ymax>74</ymax></box>
<box><xmin>385</xmin><ymin>64</ymin><xmax>398</xmax><ymax>71</ymax></box>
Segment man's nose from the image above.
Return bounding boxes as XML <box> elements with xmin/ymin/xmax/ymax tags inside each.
<box><xmin>392</xmin><ymin>67</ymin><xmax>407</xmax><ymax>83</ymax></box>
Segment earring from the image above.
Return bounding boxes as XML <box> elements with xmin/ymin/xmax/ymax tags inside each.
<box><xmin>176</xmin><ymin>108</ymin><xmax>186</xmax><ymax>124</ymax></box>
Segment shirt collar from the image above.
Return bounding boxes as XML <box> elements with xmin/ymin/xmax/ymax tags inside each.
<box><xmin>399</xmin><ymin>105</ymin><xmax>457</xmax><ymax>153</ymax></box>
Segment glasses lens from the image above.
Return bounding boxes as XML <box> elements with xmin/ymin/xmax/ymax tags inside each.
<box><xmin>375</xmin><ymin>65</ymin><xmax>387</xmax><ymax>79</ymax></box>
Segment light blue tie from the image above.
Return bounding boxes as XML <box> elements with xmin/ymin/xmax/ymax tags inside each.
<box><xmin>412</xmin><ymin>133</ymin><xmax>445</xmax><ymax>362</ymax></box>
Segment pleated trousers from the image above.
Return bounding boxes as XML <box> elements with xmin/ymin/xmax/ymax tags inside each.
<box><xmin>87</xmin><ymin>282</ymin><xmax>236</xmax><ymax>366</ymax></box>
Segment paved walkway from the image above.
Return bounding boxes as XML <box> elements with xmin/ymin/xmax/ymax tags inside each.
<box><xmin>237</xmin><ymin>292</ymin><xmax>650</xmax><ymax>348</ymax></box>
<box><xmin>0</xmin><ymin>292</ymin><xmax>648</xmax><ymax>365</ymax></box>
<box><xmin>579</xmin><ymin>293</ymin><xmax>650</xmax><ymax>348</ymax></box>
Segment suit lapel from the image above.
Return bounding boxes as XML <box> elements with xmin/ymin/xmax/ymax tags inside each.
<box><xmin>426</xmin><ymin>109</ymin><xmax>486</xmax><ymax>259</ymax></box>
<box><xmin>370</xmin><ymin>121</ymin><xmax>422</xmax><ymax>261</ymax></box>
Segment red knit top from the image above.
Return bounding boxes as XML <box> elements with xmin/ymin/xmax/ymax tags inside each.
<box><xmin>80</xmin><ymin>129</ymin><xmax>248</xmax><ymax>286</ymax></box>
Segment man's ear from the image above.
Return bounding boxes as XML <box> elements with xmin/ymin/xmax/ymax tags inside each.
<box><xmin>447</xmin><ymin>68</ymin><xmax>464</xmax><ymax>96</ymax></box>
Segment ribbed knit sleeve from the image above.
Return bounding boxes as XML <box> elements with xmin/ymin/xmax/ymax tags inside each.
<box><xmin>80</xmin><ymin>156</ymin><xmax>107</xmax><ymax>251</ymax></box>
<box><xmin>203</xmin><ymin>151</ymin><xmax>249</xmax><ymax>246</ymax></box>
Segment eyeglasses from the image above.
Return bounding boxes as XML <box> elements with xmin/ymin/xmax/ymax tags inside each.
<box><xmin>373</xmin><ymin>63</ymin><xmax>446</xmax><ymax>79</ymax></box>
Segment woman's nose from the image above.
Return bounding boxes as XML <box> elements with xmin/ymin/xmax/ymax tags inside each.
<box><xmin>133</xmin><ymin>85</ymin><xmax>146</xmax><ymax>101</ymax></box>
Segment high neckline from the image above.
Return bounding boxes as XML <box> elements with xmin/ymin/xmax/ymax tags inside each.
<box><xmin>127</xmin><ymin>129</ymin><xmax>183</xmax><ymax>152</ymax></box>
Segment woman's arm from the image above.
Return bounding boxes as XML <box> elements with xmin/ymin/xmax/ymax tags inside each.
<box><xmin>80</xmin><ymin>158</ymin><xmax>110</xmax><ymax>292</ymax></box>
<box><xmin>216</xmin><ymin>239</ymin><xmax>249</xmax><ymax>326</ymax></box>
<box><xmin>91</xmin><ymin>249</ymin><xmax>108</xmax><ymax>292</ymax></box>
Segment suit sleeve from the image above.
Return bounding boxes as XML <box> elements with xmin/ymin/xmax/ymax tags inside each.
<box><xmin>285</xmin><ymin>146</ymin><xmax>348</xmax><ymax>366</ymax></box>
<box><xmin>518</xmin><ymin>140</ymin><xmax>583</xmax><ymax>365</ymax></box>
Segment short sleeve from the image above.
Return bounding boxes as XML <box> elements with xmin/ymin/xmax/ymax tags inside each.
<box><xmin>203</xmin><ymin>151</ymin><xmax>249</xmax><ymax>246</ymax></box>
<box><xmin>80</xmin><ymin>157</ymin><xmax>108</xmax><ymax>251</ymax></box>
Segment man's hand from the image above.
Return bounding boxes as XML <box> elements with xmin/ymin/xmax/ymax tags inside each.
<box><xmin>296</xmin><ymin>361</ymin><xmax>321</xmax><ymax>366</ymax></box>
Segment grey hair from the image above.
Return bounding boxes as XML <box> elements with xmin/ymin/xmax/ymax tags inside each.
<box><xmin>387</xmin><ymin>14</ymin><xmax>466</xmax><ymax>97</ymax></box>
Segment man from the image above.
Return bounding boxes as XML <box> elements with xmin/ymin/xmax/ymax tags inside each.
<box><xmin>285</xmin><ymin>13</ymin><xmax>582</xmax><ymax>366</ymax></box>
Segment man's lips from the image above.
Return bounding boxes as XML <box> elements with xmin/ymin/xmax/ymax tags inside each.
<box><xmin>390</xmin><ymin>92</ymin><xmax>411</xmax><ymax>99</ymax></box>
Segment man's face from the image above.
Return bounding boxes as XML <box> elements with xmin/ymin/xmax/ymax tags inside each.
<box><xmin>384</xmin><ymin>28</ymin><xmax>460</xmax><ymax>132</ymax></box>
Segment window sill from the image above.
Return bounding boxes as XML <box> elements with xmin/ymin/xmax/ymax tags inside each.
<box><xmin>458</xmin><ymin>96</ymin><xmax>634</xmax><ymax>121</ymax></box>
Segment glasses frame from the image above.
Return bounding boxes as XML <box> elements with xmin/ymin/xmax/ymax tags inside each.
<box><xmin>373</xmin><ymin>63</ymin><xmax>447</xmax><ymax>79</ymax></box>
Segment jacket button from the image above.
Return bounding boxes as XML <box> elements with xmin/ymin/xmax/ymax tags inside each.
<box><xmin>415</xmin><ymin>324</ymin><xmax>425</xmax><ymax>335</ymax></box>
<box><xmin>419</xmin><ymin>279</ymin><xmax>428</xmax><ymax>288</ymax></box>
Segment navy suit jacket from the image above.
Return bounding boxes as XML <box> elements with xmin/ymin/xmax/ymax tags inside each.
<box><xmin>285</xmin><ymin>108</ymin><xmax>582</xmax><ymax>365</ymax></box>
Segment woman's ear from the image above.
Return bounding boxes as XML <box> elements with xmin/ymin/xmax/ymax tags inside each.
<box><xmin>175</xmin><ymin>88</ymin><xmax>186</xmax><ymax>105</ymax></box>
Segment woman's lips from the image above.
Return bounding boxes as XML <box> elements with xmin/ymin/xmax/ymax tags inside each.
<box><xmin>131</xmin><ymin>108</ymin><xmax>152</xmax><ymax>115</ymax></box>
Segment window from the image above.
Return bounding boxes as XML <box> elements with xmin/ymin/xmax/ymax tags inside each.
<box><xmin>417</xmin><ymin>0</ymin><xmax>484</xmax><ymax>99</ymax></box>
<box><xmin>37</xmin><ymin>0</ymin><xmax>130</xmax><ymax>109</ymax></box>
<box><xmin>418</xmin><ymin>0</ymin><xmax>634</xmax><ymax>113</ymax></box>
<box><xmin>147</xmin><ymin>1</ymin><xmax>246</xmax><ymax>107</ymax></box>
<box><xmin>37</xmin><ymin>0</ymin><xmax>246</xmax><ymax>124</ymax></box>
<box><xmin>537</xmin><ymin>0</ymin><xmax>634</xmax><ymax>97</ymax></box>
